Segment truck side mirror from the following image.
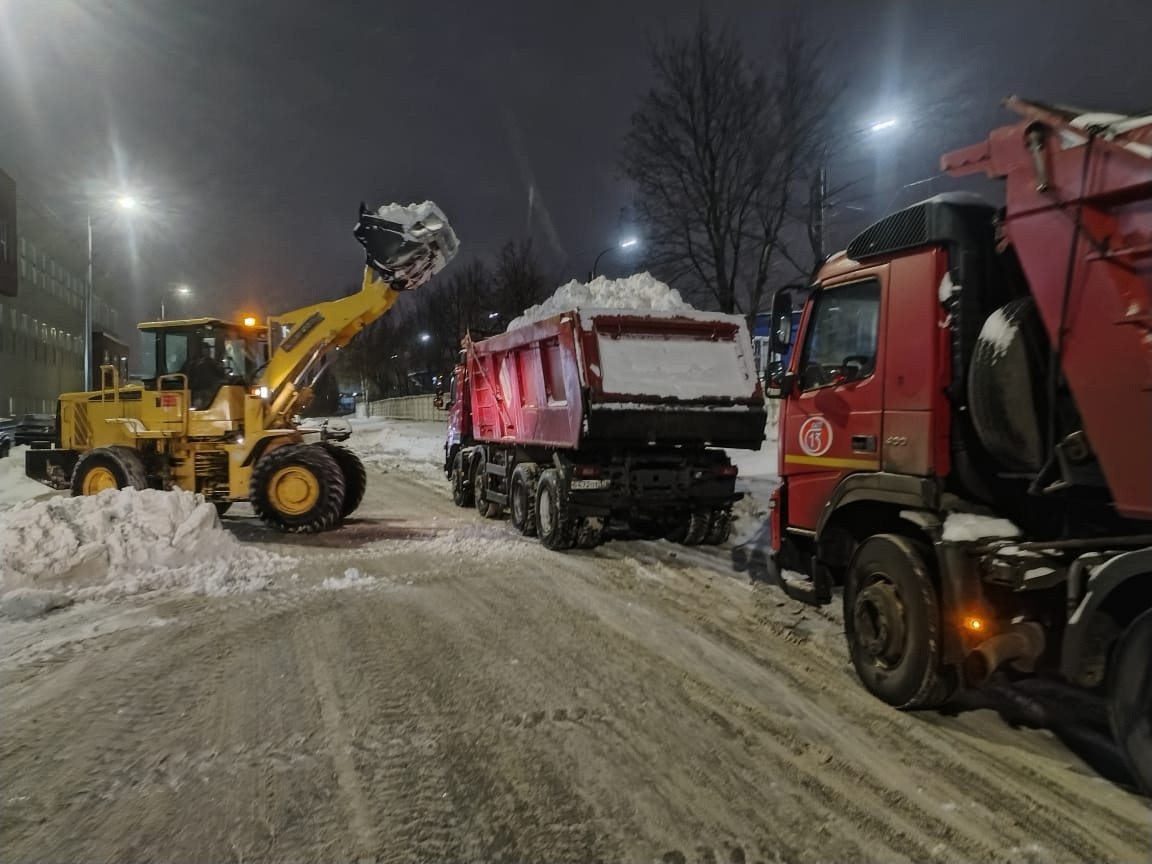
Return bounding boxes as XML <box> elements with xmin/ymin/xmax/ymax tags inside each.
<box><xmin>769</xmin><ymin>290</ymin><xmax>793</xmax><ymax>354</ymax></box>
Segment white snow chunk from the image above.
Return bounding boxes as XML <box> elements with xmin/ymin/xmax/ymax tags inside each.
<box><xmin>0</xmin><ymin>488</ymin><xmax>293</xmax><ymax>600</ymax></box>
<box><xmin>0</xmin><ymin>588</ymin><xmax>73</xmax><ymax>620</ymax></box>
<box><xmin>941</xmin><ymin>512</ymin><xmax>1022</xmax><ymax>542</ymax></box>
<box><xmin>978</xmin><ymin>308</ymin><xmax>1018</xmax><ymax>358</ymax></box>
<box><xmin>321</xmin><ymin>567</ymin><xmax>376</xmax><ymax>590</ymax></box>
<box><xmin>371</xmin><ymin>200</ymin><xmax>446</xmax><ymax>229</ymax></box>
<box><xmin>938</xmin><ymin>272</ymin><xmax>959</xmax><ymax>304</ymax></box>
<box><xmin>507</xmin><ymin>272</ymin><xmax>693</xmax><ymax>330</ymax></box>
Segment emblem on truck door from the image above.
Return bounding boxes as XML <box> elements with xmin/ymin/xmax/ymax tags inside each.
<box><xmin>799</xmin><ymin>416</ymin><xmax>833</xmax><ymax>457</ymax></box>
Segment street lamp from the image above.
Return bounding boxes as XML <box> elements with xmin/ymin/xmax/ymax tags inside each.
<box><xmin>869</xmin><ymin>117</ymin><xmax>898</xmax><ymax>132</ymax></box>
<box><xmin>589</xmin><ymin>237</ymin><xmax>639</xmax><ymax>280</ymax></box>
<box><xmin>85</xmin><ymin>193</ymin><xmax>142</xmax><ymax>388</ymax></box>
<box><xmin>419</xmin><ymin>332</ymin><xmax>431</xmax><ymax>343</ymax></box>
<box><xmin>160</xmin><ymin>284</ymin><xmax>192</xmax><ymax>320</ymax></box>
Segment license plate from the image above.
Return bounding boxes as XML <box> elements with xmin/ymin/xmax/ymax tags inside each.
<box><xmin>570</xmin><ymin>479</ymin><xmax>610</xmax><ymax>490</ymax></box>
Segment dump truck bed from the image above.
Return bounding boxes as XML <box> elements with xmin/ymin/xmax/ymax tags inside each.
<box><xmin>466</xmin><ymin>308</ymin><xmax>766</xmax><ymax>450</ymax></box>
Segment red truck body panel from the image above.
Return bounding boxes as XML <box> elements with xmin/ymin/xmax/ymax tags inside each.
<box><xmin>943</xmin><ymin>99</ymin><xmax>1152</xmax><ymax>520</ymax></box>
<box><xmin>465</xmin><ymin>309</ymin><xmax>765</xmax><ymax>451</ymax></box>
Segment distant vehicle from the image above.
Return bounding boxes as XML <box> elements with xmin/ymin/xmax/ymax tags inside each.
<box><xmin>0</xmin><ymin>417</ymin><xmax>13</xmax><ymax>458</ymax></box>
<box><xmin>14</xmin><ymin>414</ymin><xmax>56</xmax><ymax>446</ymax></box>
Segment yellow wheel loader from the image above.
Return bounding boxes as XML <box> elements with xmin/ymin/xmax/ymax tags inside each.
<box><xmin>26</xmin><ymin>202</ymin><xmax>458</xmax><ymax>533</ymax></box>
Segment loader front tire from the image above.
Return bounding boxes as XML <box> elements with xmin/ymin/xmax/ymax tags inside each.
<box><xmin>319</xmin><ymin>443</ymin><xmax>367</xmax><ymax>518</ymax></box>
<box><xmin>250</xmin><ymin>444</ymin><xmax>345</xmax><ymax>533</ymax></box>
<box><xmin>71</xmin><ymin>446</ymin><xmax>148</xmax><ymax>497</ymax></box>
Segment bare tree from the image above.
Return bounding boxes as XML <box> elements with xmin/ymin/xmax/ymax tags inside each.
<box><xmin>490</xmin><ymin>239</ymin><xmax>547</xmax><ymax>321</ymax></box>
<box><xmin>621</xmin><ymin>14</ymin><xmax>836</xmax><ymax>316</ymax></box>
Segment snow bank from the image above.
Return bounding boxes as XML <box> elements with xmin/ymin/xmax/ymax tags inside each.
<box><xmin>0</xmin><ymin>488</ymin><xmax>293</xmax><ymax>602</ymax></box>
<box><xmin>0</xmin><ymin>447</ymin><xmax>60</xmax><ymax>512</ymax></box>
<box><xmin>979</xmin><ymin>308</ymin><xmax>1017</xmax><ymax>359</ymax></box>
<box><xmin>321</xmin><ymin>567</ymin><xmax>376</xmax><ymax>590</ymax></box>
<box><xmin>507</xmin><ymin>272</ymin><xmax>693</xmax><ymax>330</ymax></box>
<box><xmin>347</xmin><ymin>418</ymin><xmax>445</xmax><ymax>473</ymax></box>
<box><xmin>941</xmin><ymin>512</ymin><xmax>1022</xmax><ymax>543</ymax></box>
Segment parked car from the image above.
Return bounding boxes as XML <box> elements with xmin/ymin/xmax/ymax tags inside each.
<box><xmin>0</xmin><ymin>417</ymin><xmax>14</xmax><ymax>458</ymax></box>
<box><xmin>14</xmin><ymin>414</ymin><xmax>57</xmax><ymax>446</ymax></box>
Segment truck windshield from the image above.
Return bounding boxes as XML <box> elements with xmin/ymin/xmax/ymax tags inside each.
<box><xmin>799</xmin><ymin>279</ymin><xmax>880</xmax><ymax>391</ymax></box>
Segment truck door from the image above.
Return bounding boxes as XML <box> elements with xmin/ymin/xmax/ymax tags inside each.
<box><xmin>782</xmin><ymin>272</ymin><xmax>885</xmax><ymax>531</ymax></box>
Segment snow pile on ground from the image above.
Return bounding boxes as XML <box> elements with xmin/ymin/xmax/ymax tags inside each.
<box><xmin>347</xmin><ymin>418</ymin><xmax>445</xmax><ymax>474</ymax></box>
<box><xmin>375</xmin><ymin>525</ymin><xmax>536</xmax><ymax>560</ymax></box>
<box><xmin>507</xmin><ymin>272</ymin><xmax>693</xmax><ymax>330</ymax></box>
<box><xmin>0</xmin><ymin>488</ymin><xmax>294</xmax><ymax>604</ymax></box>
<box><xmin>942</xmin><ymin>512</ymin><xmax>1022</xmax><ymax>542</ymax></box>
<box><xmin>0</xmin><ymin>447</ymin><xmax>61</xmax><ymax>512</ymax></box>
<box><xmin>321</xmin><ymin>567</ymin><xmax>376</xmax><ymax>590</ymax></box>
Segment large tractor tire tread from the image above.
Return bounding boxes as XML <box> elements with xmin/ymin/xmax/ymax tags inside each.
<box><xmin>474</xmin><ymin>456</ymin><xmax>504</xmax><ymax>519</ymax></box>
<box><xmin>250</xmin><ymin>443</ymin><xmax>345</xmax><ymax>533</ymax></box>
<box><xmin>535</xmin><ymin>468</ymin><xmax>576</xmax><ymax>551</ymax></box>
<box><xmin>319</xmin><ymin>442</ymin><xmax>367</xmax><ymax>518</ymax></box>
<box><xmin>71</xmin><ymin>446</ymin><xmax>148</xmax><ymax>497</ymax></box>
<box><xmin>510</xmin><ymin>463</ymin><xmax>540</xmax><ymax>536</ymax></box>
<box><xmin>450</xmin><ymin>450</ymin><xmax>474</xmax><ymax>508</ymax></box>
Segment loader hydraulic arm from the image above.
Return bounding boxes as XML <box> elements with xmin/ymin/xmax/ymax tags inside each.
<box><xmin>254</xmin><ymin>201</ymin><xmax>458</xmax><ymax>428</ymax></box>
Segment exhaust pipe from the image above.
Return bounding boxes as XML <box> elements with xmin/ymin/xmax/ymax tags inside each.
<box><xmin>963</xmin><ymin>621</ymin><xmax>1046</xmax><ymax>686</ymax></box>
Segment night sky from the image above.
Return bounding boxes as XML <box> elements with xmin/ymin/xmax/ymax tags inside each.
<box><xmin>2</xmin><ymin>0</ymin><xmax>1150</xmax><ymax>326</ymax></box>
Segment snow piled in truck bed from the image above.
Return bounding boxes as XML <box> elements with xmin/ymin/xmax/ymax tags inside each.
<box><xmin>0</xmin><ymin>488</ymin><xmax>293</xmax><ymax>603</ymax></box>
<box><xmin>507</xmin><ymin>272</ymin><xmax>693</xmax><ymax>330</ymax></box>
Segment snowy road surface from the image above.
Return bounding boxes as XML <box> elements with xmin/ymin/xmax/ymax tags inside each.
<box><xmin>1</xmin><ymin>421</ymin><xmax>1148</xmax><ymax>863</ymax></box>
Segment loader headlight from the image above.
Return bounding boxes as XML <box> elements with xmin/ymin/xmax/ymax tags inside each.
<box><xmin>251</xmin><ymin>386</ymin><xmax>270</xmax><ymax>399</ymax></box>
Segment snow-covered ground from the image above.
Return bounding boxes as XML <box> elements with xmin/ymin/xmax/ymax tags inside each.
<box><xmin>0</xmin><ymin>487</ymin><xmax>293</xmax><ymax>616</ymax></box>
<box><xmin>0</xmin><ymin>446</ymin><xmax>62</xmax><ymax>512</ymax></box>
<box><xmin>346</xmin><ymin>416</ymin><xmax>446</xmax><ymax>476</ymax></box>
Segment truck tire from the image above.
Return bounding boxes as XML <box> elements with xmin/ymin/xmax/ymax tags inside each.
<box><xmin>575</xmin><ymin>517</ymin><xmax>607</xmax><ymax>549</ymax></box>
<box><xmin>250</xmin><ymin>444</ymin><xmax>346</xmax><ymax>533</ymax></box>
<box><xmin>1108</xmin><ymin>607</ymin><xmax>1152</xmax><ymax>795</ymax></box>
<box><xmin>704</xmin><ymin>509</ymin><xmax>732</xmax><ymax>545</ymax></box>
<box><xmin>450</xmin><ymin>450</ymin><xmax>473</xmax><ymax>507</ymax></box>
<box><xmin>844</xmin><ymin>534</ymin><xmax>954</xmax><ymax>710</ymax></box>
<box><xmin>319</xmin><ymin>443</ymin><xmax>367</xmax><ymax>518</ymax></box>
<box><xmin>509</xmin><ymin>463</ymin><xmax>539</xmax><ymax>536</ymax></box>
<box><xmin>474</xmin><ymin>458</ymin><xmax>503</xmax><ymax>519</ymax></box>
<box><xmin>70</xmin><ymin>446</ymin><xmax>148</xmax><ymax>497</ymax></box>
<box><xmin>666</xmin><ymin>511</ymin><xmax>710</xmax><ymax>546</ymax></box>
<box><xmin>968</xmin><ymin>297</ymin><xmax>1047</xmax><ymax>472</ymax></box>
<box><xmin>535</xmin><ymin>468</ymin><xmax>575</xmax><ymax>550</ymax></box>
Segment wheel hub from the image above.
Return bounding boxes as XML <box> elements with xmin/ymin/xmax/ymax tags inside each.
<box><xmin>268</xmin><ymin>466</ymin><xmax>320</xmax><ymax>516</ymax></box>
<box><xmin>538</xmin><ymin>487</ymin><xmax>553</xmax><ymax>532</ymax></box>
<box><xmin>82</xmin><ymin>466</ymin><xmax>118</xmax><ymax>495</ymax></box>
<box><xmin>854</xmin><ymin>579</ymin><xmax>907</xmax><ymax>666</ymax></box>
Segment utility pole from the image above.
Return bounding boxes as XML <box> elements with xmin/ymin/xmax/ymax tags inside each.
<box><xmin>84</xmin><ymin>212</ymin><xmax>93</xmax><ymax>391</ymax></box>
<box><xmin>812</xmin><ymin>166</ymin><xmax>828</xmax><ymax>261</ymax></box>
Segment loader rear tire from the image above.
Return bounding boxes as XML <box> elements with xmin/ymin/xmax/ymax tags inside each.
<box><xmin>535</xmin><ymin>469</ymin><xmax>575</xmax><ymax>551</ymax></box>
<box><xmin>319</xmin><ymin>443</ymin><xmax>367</xmax><ymax>518</ymax></box>
<box><xmin>71</xmin><ymin>446</ymin><xmax>148</xmax><ymax>497</ymax></box>
<box><xmin>250</xmin><ymin>444</ymin><xmax>345</xmax><ymax>533</ymax></box>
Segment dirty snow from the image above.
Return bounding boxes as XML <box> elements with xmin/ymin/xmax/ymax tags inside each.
<box><xmin>507</xmin><ymin>272</ymin><xmax>693</xmax><ymax>330</ymax></box>
<box><xmin>0</xmin><ymin>446</ymin><xmax>61</xmax><ymax>511</ymax></box>
<box><xmin>0</xmin><ymin>488</ymin><xmax>293</xmax><ymax>604</ymax></box>
<box><xmin>979</xmin><ymin>308</ymin><xmax>1017</xmax><ymax>358</ymax></box>
<box><xmin>346</xmin><ymin>417</ymin><xmax>445</xmax><ymax>475</ymax></box>
<box><xmin>321</xmin><ymin>567</ymin><xmax>376</xmax><ymax>590</ymax></box>
<box><xmin>374</xmin><ymin>525</ymin><xmax>537</xmax><ymax>560</ymax></box>
<box><xmin>597</xmin><ymin>331</ymin><xmax>757</xmax><ymax>400</ymax></box>
<box><xmin>941</xmin><ymin>512</ymin><xmax>1022</xmax><ymax>542</ymax></box>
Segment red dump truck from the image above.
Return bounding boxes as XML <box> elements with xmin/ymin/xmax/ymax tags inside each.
<box><xmin>444</xmin><ymin>309</ymin><xmax>766</xmax><ymax>549</ymax></box>
<box><xmin>763</xmin><ymin>98</ymin><xmax>1152</xmax><ymax>790</ymax></box>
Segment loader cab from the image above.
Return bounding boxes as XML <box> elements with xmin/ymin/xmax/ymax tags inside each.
<box><xmin>139</xmin><ymin>318</ymin><xmax>268</xmax><ymax>411</ymax></box>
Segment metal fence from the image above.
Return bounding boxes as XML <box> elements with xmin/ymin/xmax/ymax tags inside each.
<box><xmin>364</xmin><ymin>394</ymin><xmax>444</xmax><ymax>422</ymax></box>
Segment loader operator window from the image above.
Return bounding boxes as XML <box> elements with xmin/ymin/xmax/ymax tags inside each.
<box><xmin>799</xmin><ymin>279</ymin><xmax>880</xmax><ymax>391</ymax></box>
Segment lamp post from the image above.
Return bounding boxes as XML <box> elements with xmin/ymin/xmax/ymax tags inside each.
<box><xmin>84</xmin><ymin>193</ymin><xmax>141</xmax><ymax>389</ymax></box>
<box><xmin>160</xmin><ymin>284</ymin><xmax>192</xmax><ymax>321</ymax></box>
<box><xmin>589</xmin><ymin>237</ymin><xmax>638</xmax><ymax>280</ymax></box>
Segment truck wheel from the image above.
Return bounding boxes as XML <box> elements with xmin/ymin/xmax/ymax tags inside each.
<box><xmin>666</xmin><ymin>511</ymin><xmax>710</xmax><ymax>546</ymax></box>
<box><xmin>535</xmin><ymin>469</ymin><xmax>575</xmax><ymax>550</ymax></box>
<box><xmin>450</xmin><ymin>451</ymin><xmax>473</xmax><ymax>507</ymax></box>
<box><xmin>844</xmin><ymin>534</ymin><xmax>953</xmax><ymax>710</ymax></box>
<box><xmin>575</xmin><ymin>517</ymin><xmax>607</xmax><ymax>549</ymax></box>
<box><xmin>71</xmin><ymin>446</ymin><xmax>148</xmax><ymax>496</ymax></box>
<box><xmin>250</xmin><ymin>444</ymin><xmax>345</xmax><ymax>533</ymax></box>
<box><xmin>319</xmin><ymin>443</ymin><xmax>367</xmax><ymax>518</ymax></box>
<box><xmin>1108</xmin><ymin>607</ymin><xmax>1152</xmax><ymax>795</ymax></box>
<box><xmin>509</xmin><ymin>463</ymin><xmax>539</xmax><ymax>536</ymax></box>
<box><xmin>474</xmin><ymin>458</ymin><xmax>504</xmax><ymax>519</ymax></box>
<box><xmin>704</xmin><ymin>510</ymin><xmax>732</xmax><ymax>545</ymax></box>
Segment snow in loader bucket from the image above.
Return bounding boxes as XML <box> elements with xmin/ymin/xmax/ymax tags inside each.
<box><xmin>353</xmin><ymin>200</ymin><xmax>459</xmax><ymax>290</ymax></box>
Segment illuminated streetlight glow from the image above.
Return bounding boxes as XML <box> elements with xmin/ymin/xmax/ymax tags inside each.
<box><xmin>870</xmin><ymin>118</ymin><xmax>898</xmax><ymax>132</ymax></box>
<box><xmin>116</xmin><ymin>194</ymin><xmax>140</xmax><ymax>210</ymax></box>
<box><xmin>176</xmin><ymin>284</ymin><xmax>191</xmax><ymax>295</ymax></box>
<box><xmin>419</xmin><ymin>333</ymin><xmax>431</xmax><ymax>342</ymax></box>
<box><xmin>488</xmin><ymin>311</ymin><xmax>500</xmax><ymax>319</ymax></box>
<box><xmin>619</xmin><ymin>237</ymin><xmax>639</xmax><ymax>249</ymax></box>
